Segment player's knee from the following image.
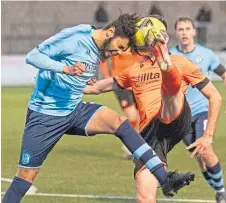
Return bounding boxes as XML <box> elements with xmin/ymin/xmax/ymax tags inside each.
<box><xmin>109</xmin><ymin>115</ymin><xmax>127</xmax><ymax>133</ymax></box>
<box><xmin>136</xmin><ymin>193</ymin><xmax>156</xmax><ymax>203</ymax></box>
<box><xmin>16</xmin><ymin>167</ymin><xmax>39</xmax><ymax>183</ymax></box>
<box><xmin>202</xmin><ymin>146</ymin><xmax>216</xmax><ymax>161</ymax></box>
<box><xmin>121</xmin><ymin>99</ymin><xmax>128</xmax><ymax>108</ymax></box>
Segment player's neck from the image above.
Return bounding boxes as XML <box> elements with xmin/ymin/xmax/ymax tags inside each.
<box><xmin>92</xmin><ymin>29</ymin><xmax>105</xmax><ymax>49</ymax></box>
<box><xmin>178</xmin><ymin>43</ymin><xmax>195</xmax><ymax>54</ymax></box>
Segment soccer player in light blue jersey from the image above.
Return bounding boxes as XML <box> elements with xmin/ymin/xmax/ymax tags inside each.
<box><xmin>2</xmin><ymin>13</ymin><xmax>195</xmax><ymax>203</ymax></box>
<box><xmin>170</xmin><ymin>17</ymin><xmax>226</xmax><ymax>203</ymax></box>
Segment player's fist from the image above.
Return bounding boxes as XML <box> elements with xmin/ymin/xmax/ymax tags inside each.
<box><xmin>63</xmin><ymin>62</ymin><xmax>86</xmax><ymax>76</ymax></box>
<box><xmin>87</xmin><ymin>77</ymin><xmax>97</xmax><ymax>86</ymax></box>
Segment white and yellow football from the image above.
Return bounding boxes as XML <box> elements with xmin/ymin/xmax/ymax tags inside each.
<box><xmin>135</xmin><ymin>16</ymin><xmax>167</xmax><ymax>52</ymax></box>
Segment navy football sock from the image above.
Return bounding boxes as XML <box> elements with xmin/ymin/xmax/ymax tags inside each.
<box><xmin>206</xmin><ymin>162</ymin><xmax>225</xmax><ymax>192</ymax></box>
<box><xmin>115</xmin><ymin>120</ymin><xmax>168</xmax><ymax>185</ymax></box>
<box><xmin>2</xmin><ymin>176</ymin><xmax>32</xmax><ymax>203</ymax></box>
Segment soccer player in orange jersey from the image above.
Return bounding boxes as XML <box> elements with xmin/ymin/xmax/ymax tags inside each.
<box><xmin>84</xmin><ymin>16</ymin><xmax>222</xmax><ymax>202</ymax></box>
<box><xmin>99</xmin><ymin>50</ymin><xmax>142</xmax><ymax>159</ymax></box>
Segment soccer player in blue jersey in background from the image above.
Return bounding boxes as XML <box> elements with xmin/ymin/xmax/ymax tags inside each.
<box><xmin>170</xmin><ymin>17</ymin><xmax>226</xmax><ymax>203</ymax></box>
<box><xmin>2</xmin><ymin>13</ymin><xmax>195</xmax><ymax>203</ymax></box>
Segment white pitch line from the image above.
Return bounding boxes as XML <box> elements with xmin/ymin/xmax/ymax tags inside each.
<box><xmin>1</xmin><ymin>191</ymin><xmax>215</xmax><ymax>202</ymax></box>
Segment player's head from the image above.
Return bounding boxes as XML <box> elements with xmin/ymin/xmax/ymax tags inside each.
<box><xmin>100</xmin><ymin>13</ymin><xmax>139</xmax><ymax>59</ymax></box>
<box><xmin>174</xmin><ymin>17</ymin><xmax>196</xmax><ymax>47</ymax></box>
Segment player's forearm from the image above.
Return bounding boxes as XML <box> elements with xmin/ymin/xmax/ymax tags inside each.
<box><xmin>205</xmin><ymin>92</ymin><xmax>222</xmax><ymax>137</ymax></box>
<box><xmin>26</xmin><ymin>48</ymin><xmax>65</xmax><ymax>73</ymax></box>
<box><xmin>221</xmin><ymin>72</ymin><xmax>226</xmax><ymax>87</ymax></box>
<box><xmin>84</xmin><ymin>78</ymin><xmax>119</xmax><ymax>95</ymax></box>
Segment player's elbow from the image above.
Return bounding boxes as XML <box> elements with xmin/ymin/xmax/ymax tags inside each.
<box><xmin>25</xmin><ymin>48</ymin><xmax>39</xmax><ymax>65</ymax></box>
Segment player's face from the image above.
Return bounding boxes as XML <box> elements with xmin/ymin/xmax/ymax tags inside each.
<box><xmin>175</xmin><ymin>21</ymin><xmax>196</xmax><ymax>46</ymax></box>
<box><xmin>101</xmin><ymin>37</ymin><xmax>129</xmax><ymax>59</ymax></box>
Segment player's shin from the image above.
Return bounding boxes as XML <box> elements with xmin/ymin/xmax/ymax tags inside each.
<box><xmin>2</xmin><ymin>176</ymin><xmax>32</xmax><ymax>203</ymax></box>
<box><xmin>115</xmin><ymin>120</ymin><xmax>168</xmax><ymax>185</ymax></box>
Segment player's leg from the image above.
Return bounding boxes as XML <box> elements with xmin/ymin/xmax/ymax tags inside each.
<box><xmin>115</xmin><ymin>90</ymin><xmax>139</xmax><ymax>159</ymax></box>
<box><xmin>133</xmin><ymin>127</ymin><xmax>164</xmax><ymax>203</ymax></box>
<box><xmin>160</xmin><ymin>64</ymin><xmax>185</xmax><ymax>123</ymax></box>
<box><xmin>153</xmin><ymin>43</ymin><xmax>184</xmax><ymax>122</ymax></box>
<box><xmin>136</xmin><ymin>169</ymin><xmax>158</xmax><ymax>203</ymax></box>
<box><xmin>67</xmin><ymin>101</ymin><xmax>194</xmax><ymax>197</ymax></box>
<box><xmin>2</xmin><ymin>109</ymin><xmax>70</xmax><ymax>203</ymax></box>
<box><xmin>194</xmin><ymin>112</ymin><xmax>226</xmax><ymax>202</ymax></box>
<box><xmin>86</xmin><ymin>105</ymin><xmax>170</xmax><ymax>183</ymax></box>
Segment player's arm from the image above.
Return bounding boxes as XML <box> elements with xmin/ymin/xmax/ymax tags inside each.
<box><xmin>84</xmin><ymin>68</ymin><xmax>131</xmax><ymax>94</ymax></box>
<box><xmin>198</xmin><ymin>80</ymin><xmax>222</xmax><ymax>137</ymax></box>
<box><xmin>208</xmin><ymin>50</ymin><xmax>226</xmax><ymax>86</ymax></box>
<box><xmin>26</xmin><ymin>27</ymin><xmax>85</xmax><ymax>76</ymax></box>
<box><xmin>184</xmin><ymin>61</ymin><xmax>223</xmax><ymax>156</ymax></box>
<box><xmin>213</xmin><ymin>64</ymin><xmax>226</xmax><ymax>86</ymax></box>
<box><xmin>84</xmin><ymin>78</ymin><xmax>122</xmax><ymax>95</ymax></box>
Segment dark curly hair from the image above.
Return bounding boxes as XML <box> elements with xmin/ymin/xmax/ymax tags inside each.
<box><xmin>102</xmin><ymin>12</ymin><xmax>140</xmax><ymax>53</ymax></box>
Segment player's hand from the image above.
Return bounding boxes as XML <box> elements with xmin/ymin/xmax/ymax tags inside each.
<box><xmin>63</xmin><ymin>62</ymin><xmax>86</xmax><ymax>76</ymax></box>
<box><xmin>186</xmin><ymin>135</ymin><xmax>213</xmax><ymax>158</ymax></box>
<box><xmin>152</xmin><ymin>43</ymin><xmax>171</xmax><ymax>72</ymax></box>
<box><xmin>144</xmin><ymin>27</ymin><xmax>166</xmax><ymax>48</ymax></box>
<box><xmin>87</xmin><ymin>77</ymin><xmax>97</xmax><ymax>86</ymax></box>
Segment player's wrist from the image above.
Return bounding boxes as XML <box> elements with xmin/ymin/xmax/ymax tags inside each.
<box><xmin>63</xmin><ymin>65</ymin><xmax>69</xmax><ymax>74</ymax></box>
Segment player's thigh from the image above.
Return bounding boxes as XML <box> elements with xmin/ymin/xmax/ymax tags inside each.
<box><xmin>160</xmin><ymin>90</ymin><xmax>184</xmax><ymax>123</ymax></box>
<box><xmin>86</xmin><ymin>106</ymin><xmax>127</xmax><ymax>134</ymax></box>
<box><xmin>123</xmin><ymin>104</ymin><xmax>139</xmax><ymax>122</ymax></box>
<box><xmin>136</xmin><ymin>169</ymin><xmax>158</xmax><ymax>203</ymax></box>
<box><xmin>19</xmin><ymin>108</ymin><xmax>69</xmax><ymax>169</ymax></box>
<box><xmin>159</xmin><ymin>98</ymin><xmax>192</xmax><ymax>153</ymax></box>
<box><xmin>195</xmin><ymin>112</ymin><xmax>208</xmax><ymax>140</ymax></box>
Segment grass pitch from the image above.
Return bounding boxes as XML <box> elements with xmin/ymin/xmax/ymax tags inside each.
<box><xmin>1</xmin><ymin>81</ymin><xmax>226</xmax><ymax>203</ymax></box>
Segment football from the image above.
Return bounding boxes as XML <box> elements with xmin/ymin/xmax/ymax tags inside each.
<box><xmin>135</xmin><ymin>16</ymin><xmax>167</xmax><ymax>52</ymax></box>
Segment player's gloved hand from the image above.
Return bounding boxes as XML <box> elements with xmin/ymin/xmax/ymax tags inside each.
<box><xmin>87</xmin><ymin>77</ymin><xmax>97</xmax><ymax>86</ymax></box>
<box><xmin>143</xmin><ymin>28</ymin><xmax>171</xmax><ymax>71</ymax></box>
<box><xmin>152</xmin><ymin>42</ymin><xmax>171</xmax><ymax>72</ymax></box>
<box><xmin>144</xmin><ymin>27</ymin><xmax>166</xmax><ymax>49</ymax></box>
<box><xmin>186</xmin><ymin>135</ymin><xmax>213</xmax><ymax>158</ymax></box>
<box><xmin>63</xmin><ymin>62</ymin><xmax>86</xmax><ymax>76</ymax></box>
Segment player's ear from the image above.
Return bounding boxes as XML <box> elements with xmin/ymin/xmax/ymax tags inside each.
<box><xmin>193</xmin><ymin>28</ymin><xmax>196</xmax><ymax>37</ymax></box>
<box><xmin>106</xmin><ymin>26</ymin><xmax>115</xmax><ymax>38</ymax></box>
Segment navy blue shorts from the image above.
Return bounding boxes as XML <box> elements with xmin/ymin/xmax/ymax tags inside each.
<box><xmin>183</xmin><ymin>111</ymin><xmax>208</xmax><ymax>151</ymax></box>
<box><xmin>19</xmin><ymin>101</ymin><xmax>103</xmax><ymax>168</ymax></box>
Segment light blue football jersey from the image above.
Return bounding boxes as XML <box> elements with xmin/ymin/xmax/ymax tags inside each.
<box><xmin>170</xmin><ymin>44</ymin><xmax>221</xmax><ymax>117</ymax></box>
<box><xmin>26</xmin><ymin>24</ymin><xmax>101</xmax><ymax>116</ymax></box>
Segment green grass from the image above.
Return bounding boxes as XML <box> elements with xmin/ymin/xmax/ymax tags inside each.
<box><xmin>1</xmin><ymin>81</ymin><xmax>226</xmax><ymax>203</ymax></box>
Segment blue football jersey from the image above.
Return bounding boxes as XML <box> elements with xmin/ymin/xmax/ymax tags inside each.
<box><xmin>26</xmin><ymin>24</ymin><xmax>101</xmax><ymax>116</ymax></box>
<box><xmin>170</xmin><ymin>44</ymin><xmax>221</xmax><ymax>117</ymax></box>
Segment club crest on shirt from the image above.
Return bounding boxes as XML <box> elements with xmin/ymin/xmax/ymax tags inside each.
<box><xmin>21</xmin><ymin>152</ymin><xmax>31</xmax><ymax>165</ymax></box>
<box><xmin>195</xmin><ymin>55</ymin><xmax>203</xmax><ymax>64</ymax></box>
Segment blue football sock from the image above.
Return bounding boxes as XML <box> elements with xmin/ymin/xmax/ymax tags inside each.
<box><xmin>2</xmin><ymin>176</ymin><xmax>32</xmax><ymax>203</ymax></box>
<box><xmin>206</xmin><ymin>162</ymin><xmax>225</xmax><ymax>192</ymax></box>
<box><xmin>115</xmin><ymin>120</ymin><xmax>168</xmax><ymax>185</ymax></box>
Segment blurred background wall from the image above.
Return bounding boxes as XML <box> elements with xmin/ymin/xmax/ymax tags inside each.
<box><xmin>2</xmin><ymin>1</ymin><xmax>226</xmax><ymax>54</ymax></box>
<box><xmin>1</xmin><ymin>1</ymin><xmax>226</xmax><ymax>85</ymax></box>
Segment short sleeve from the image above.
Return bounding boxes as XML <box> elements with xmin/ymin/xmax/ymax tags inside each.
<box><xmin>114</xmin><ymin>68</ymin><xmax>131</xmax><ymax>88</ymax></box>
<box><xmin>208</xmin><ymin>50</ymin><xmax>221</xmax><ymax>71</ymax></box>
